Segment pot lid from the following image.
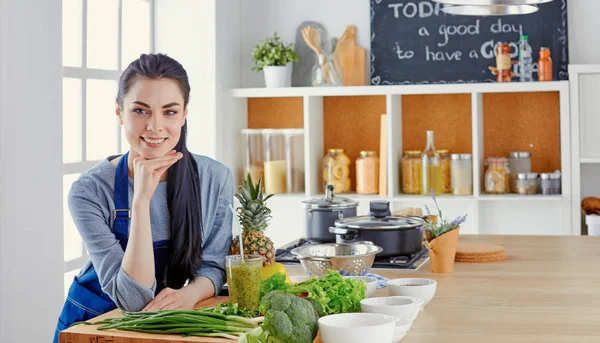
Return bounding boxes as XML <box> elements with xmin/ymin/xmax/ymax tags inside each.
<box><xmin>335</xmin><ymin>200</ymin><xmax>425</xmax><ymax>230</ymax></box>
<box><xmin>335</xmin><ymin>214</ymin><xmax>425</xmax><ymax>230</ymax></box>
<box><xmin>301</xmin><ymin>185</ymin><xmax>359</xmax><ymax>209</ymax></box>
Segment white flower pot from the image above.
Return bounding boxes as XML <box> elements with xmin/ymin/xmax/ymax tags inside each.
<box><xmin>263</xmin><ymin>64</ymin><xmax>292</xmax><ymax>88</ymax></box>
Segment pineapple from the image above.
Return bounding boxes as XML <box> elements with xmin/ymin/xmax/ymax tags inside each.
<box><xmin>229</xmin><ymin>173</ymin><xmax>276</xmax><ymax>266</ymax></box>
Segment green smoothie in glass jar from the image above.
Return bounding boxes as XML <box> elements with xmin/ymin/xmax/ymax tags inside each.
<box><xmin>225</xmin><ymin>255</ymin><xmax>263</xmax><ymax>311</ymax></box>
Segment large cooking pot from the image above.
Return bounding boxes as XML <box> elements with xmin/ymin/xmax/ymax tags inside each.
<box><xmin>329</xmin><ymin>200</ymin><xmax>426</xmax><ymax>257</ymax></box>
<box><xmin>301</xmin><ymin>185</ymin><xmax>358</xmax><ymax>242</ymax></box>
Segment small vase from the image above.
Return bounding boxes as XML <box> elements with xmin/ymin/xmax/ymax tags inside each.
<box><xmin>426</xmin><ymin>228</ymin><xmax>459</xmax><ymax>273</ymax></box>
<box><xmin>263</xmin><ymin>64</ymin><xmax>292</xmax><ymax>88</ymax></box>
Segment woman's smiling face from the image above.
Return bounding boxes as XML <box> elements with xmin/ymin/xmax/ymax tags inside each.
<box><xmin>116</xmin><ymin>77</ymin><xmax>187</xmax><ymax>160</ymax></box>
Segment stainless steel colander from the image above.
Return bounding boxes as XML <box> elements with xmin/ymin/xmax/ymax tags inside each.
<box><xmin>290</xmin><ymin>242</ymin><xmax>383</xmax><ymax>276</ymax></box>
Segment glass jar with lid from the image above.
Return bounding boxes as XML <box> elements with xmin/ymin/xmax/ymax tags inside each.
<box><xmin>322</xmin><ymin>148</ymin><xmax>351</xmax><ymax>194</ymax></box>
<box><xmin>437</xmin><ymin>149</ymin><xmax>451</xmax><ymax>194</ymax></box>
<box><xmin>509</xmin><ymin>152</ymin><xmax>531</xmax><ymax>193</ymax></box>
<box><xmin>263</xmin><ymin>129</ymin><xmax>287</xmax><ymax>194</ymax></box>
<box><xmin>401</xmin><ymin>150</ymin><xmax>422</xmax><ymax>194</ymax></box>
<box><xmin>283</xmin><ymin>129</ymin><xmax>305</xmax><ymax>193</ymax></box>
<box><xmin>516</xmin><ymin>173</ymin><xmax>539</xmax><ymax>195</ymax></box>
<box><xmin>540</xmin><ymin>171</ymin><xmax>561</xmax><ymax>195</ymax></box>
<box><xmin>356</xmin><ymin>151</ymin><xmax>379</xmax><ymax>195</ymax></box>
<box><xmin>451</xmin><ymin>154</ymin><xmax>472</xmax><ymax>195</ymax></box>
<box><xmin>485</xmin><ymin>157</ymin><xmax>510</xmax><ymax>194</ymax></box>
<box><xmin>241</xmin><ymin>129</ymin><xmax>264</xmax><ymax>185</ymax></box>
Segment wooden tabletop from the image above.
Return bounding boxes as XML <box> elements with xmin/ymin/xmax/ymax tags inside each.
<box><xmin>61</xmin><ymin>235</ymin><xmax>600</xmax><ymax>343</ymax></box>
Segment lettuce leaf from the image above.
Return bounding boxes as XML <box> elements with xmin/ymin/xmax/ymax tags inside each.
<box><xmin>259</xmin><ymin>272</ymin><xmax>289</xmax><ymax>299</ymax></box>
<box><xmin>285</xmin><ymin>270</ymin><xmax>366</xmax><ymax>315</ymax></box>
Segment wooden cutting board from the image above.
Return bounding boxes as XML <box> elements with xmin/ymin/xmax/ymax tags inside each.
<box><xmin>334</xmin><ymin>26</ymin><xmax>366</xmax><ymax>86</ymax></box>
<box><xmin>60</xmin><ymin>296</ymin><xmax>323</xmax><ymax>343</ymax></box>
<box><xmin>455</xmin><ymin>243</ymin><xmax>506</xmax><ymax>263</ymax></box>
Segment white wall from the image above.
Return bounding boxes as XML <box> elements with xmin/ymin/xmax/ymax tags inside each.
<box><xmin>155</xmin><ymin>0</ymin><xmax>218</xmax><ymax>159</ymax></box>
<box><xmin>0</xmin><ymin>0</ymin><xmax>64</xmax><ymax>342</ymax></box>
<box><xmin>567</xmin><ymin>0</ymin><xmax>600</xmax><ymax>64</ymax></box>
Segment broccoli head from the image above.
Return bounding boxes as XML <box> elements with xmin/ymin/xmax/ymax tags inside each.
<box><xmin>241</xmin><ymin>290</ymin><xmax>318</xmax><ymax>343</ymax></box>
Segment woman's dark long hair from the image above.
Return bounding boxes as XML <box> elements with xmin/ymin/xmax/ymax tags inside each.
<box><xmin>116</xmin><ymin>53</ymin><xmax>202</xmax><ymax>289</ymax></box>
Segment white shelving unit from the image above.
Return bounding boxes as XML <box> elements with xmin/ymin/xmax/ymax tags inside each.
<box><xmin>569</xmin><ymin>65</ymin><xmax>600</xmax><ymax>235</ymax></box>
<box><xmin>226</xmin><ymin>81</ymin><xmax>572</xmax><ymax>239</ymax></box>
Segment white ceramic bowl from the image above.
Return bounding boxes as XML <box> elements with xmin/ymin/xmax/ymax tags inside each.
<box><xmin>345</xmin><ymin>275</ymin><xmax>378</xmax><ymax>298</ymax></box>
<box><xmin>386</xmin><ymin>278</ymin><xmax>437</xmax><ymax>308</ymax></box>
<box><xmin>289</xmin><ymin>275</ymin><xmax>311</xmax><ymax>284</ymax></box>
<box><xmin>394</xmin><ymin>316</ymin><xmax>413</xmax><ymax>342</ymax></box>
<box><xmin>318</xmin><ymin>313</ymin><xmax>397</xmax><ymax>343</ymax></box>
<box><xmin>360</xmin><ymin>296</ymin><xmax>422</xmax><ymax>320</ymax></box>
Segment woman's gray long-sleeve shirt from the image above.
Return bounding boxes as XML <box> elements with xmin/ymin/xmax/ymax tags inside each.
<box><xmin>67</xmin><ymin>153</ymin><xmax>233</xmax><ymax>312</ymax></box>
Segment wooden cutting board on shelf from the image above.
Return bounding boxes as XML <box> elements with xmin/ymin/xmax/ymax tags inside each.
<box><xmin>334</xmin><ymin>25</ymin><xmax>367</xmax><ymax>86</ymax></box>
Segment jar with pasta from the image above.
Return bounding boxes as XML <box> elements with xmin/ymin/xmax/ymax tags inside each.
<box><xmin>485</xmin><ymin>157</ymin><xmax>510</xmax><ymax>194</ymax></box>
<box><xmin>402</xmin><ymin>150</ymin><xmax>422</xmax><ymax>194</ymax></box>
<box><xmin>356</xmin><ymin>151</ymin><xmax>379</xmax><ymax>194</ymax></box>
<box><xmin>437</xmin><ymin>149</ymin><xmax>451</xmax><ymax>193</ymax></box>
<box><xmin>322</xmin><ymin>149</ymin><xmax>351</xmax><ymax>194</ymax></box>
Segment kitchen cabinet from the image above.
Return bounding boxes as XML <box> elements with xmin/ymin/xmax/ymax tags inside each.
<box><xmin>569</xmin><ymin>65</ymin><xmax>600</xmax><ymax>235</ymax></box>
<box><xmin>60</xmin><ymin>235</ymin><xmax>600</xmax><ymax>343</ymax></box>
<box><xmin>226</xmin><ymin>81</ymin><xmax>572</xmax><ymax>243</ymax></box>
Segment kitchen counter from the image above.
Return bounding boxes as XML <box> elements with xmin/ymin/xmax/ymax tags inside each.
<box><xmin>60</xmin><ymin>235</ymin><xmax>600</xmax><ymax>343</ymax></box>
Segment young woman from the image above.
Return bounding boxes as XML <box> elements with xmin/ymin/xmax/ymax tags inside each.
<box><xmin>54</xmin><ymin>54</ymin><xmax>233</xmax><ymax>342</ymax></box>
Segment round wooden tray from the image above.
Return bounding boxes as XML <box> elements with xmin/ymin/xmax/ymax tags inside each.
<box><xmin>455</xmin><ymin>243</ymin><xmax>506</xmax><ymax>263</ymax></box>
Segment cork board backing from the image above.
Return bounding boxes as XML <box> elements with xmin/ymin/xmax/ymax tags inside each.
<box><xmin>247</xmin><ymin>97</ymin><xmax>304</xmax><ymax>128</ymax></box>
<box><xmin>323</xmin><ymin>96</ymin><xmax>387</xmax><ymax>193</ymax></box>
<box><xmin>402</xmin><ymin>94</ymin><xmax>473</xmax><ymax>154</ymax></box>
<box><xmin>483</xmin><ymin>92</ymin><xmax>561</xmax><ymax>172</ymax></box>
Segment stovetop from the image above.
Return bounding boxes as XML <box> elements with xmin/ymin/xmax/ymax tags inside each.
<box><xmin>275</xmin><ymin>238</ymin><xmax>430</xmax><ymax>271</ymax></box>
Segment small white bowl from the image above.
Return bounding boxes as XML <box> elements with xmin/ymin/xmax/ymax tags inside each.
<box><xmin>360</xmin><ymin>296</ymin><xmax>421</xmax><ymax>320</ymax></box>
<box><xmin>394</xmin><ymin>316</ymin><xmax>413</xmax><ymax>342</ymax></box>
<box><xmin>289</xmin><ymin>275</ymin><xmax>311</xmax><ymax>284</ymax></box>
<box><xmin>345</xmin><ymin>275</ymin><xmax>378</xmax><ymax>298</ymax></box>
<box><xmin>386</xmin><ymin>278</ymin><xmax>437</xmax><ymax>309</ymax></box>
<box><xmin>318</xmin><ymin>313</ymin><xmax>397</xmax><ymax>343</ymax></box>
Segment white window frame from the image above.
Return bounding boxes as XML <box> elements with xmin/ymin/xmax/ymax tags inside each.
<box><xmin>63</xmin><ymin>0</ymin><xmax>155</xmax><ymax>274</ymax></box>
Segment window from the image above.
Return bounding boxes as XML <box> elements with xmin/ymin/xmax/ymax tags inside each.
<box><xmin>62</xmin><ymin>0</ymin><xmax>154</xmax><ymax>299</ymax></box>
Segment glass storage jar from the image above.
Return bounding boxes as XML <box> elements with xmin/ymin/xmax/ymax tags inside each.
<box><xmin>516</xmin><ymin>173</ymin><xmax>539</xmax><ymax>195</ymax></box>
<box><xmin>402</xmin><ymin>150</ymin><xmax>422</xmax><ymax>194</ymax></box>
<box><xmin>263</xmin><ymin>129</ymin><xmax>287</xmax><ymax>194</ymax></box>
<box><xmin>356</xmin><ymin>151</ymin><xmax>379</xmax><ymax>194</ymax></box>
<box><xmin>241</xmin><ymin>129</ymin><xmax>264</xmax><ymax>184</ymax></box>
<box><xmin>509</xmin><ymin>152</ymin><xmax>531</xmax><ymax>193</ymax></box>
<box><xmin>485</xmin><ymin>157</ymin><xmax>510</xmax><ymax>194</ymax></box>
<box><xmin>451</xmin><ymin>154</ymin><xmax>472</xmax><ymax>195</ymax></box>
<box><xmin>283</xmin><ymin>129</ymin><xmax>305</xmax><ymax>193</ymax></box>
<box><xmin>540</xmin><ymin>171</ymin><xmax>561</xmax><ymax>195</ymax></box>
<box><xmin>322</xmin><ymin>148</ymin><xmax>351</xmax><ymax>194</ymax></box>
<box><xmin>438</xmin><ymin>149</ymin><xmax>451</xmax><ymax>194</ymax></box>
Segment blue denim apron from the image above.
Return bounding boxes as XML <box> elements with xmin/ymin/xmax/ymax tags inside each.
<box><xmin>54</xmin><ymin>152</ymin><xmax>171</xmax><ymax>342</ymax></box>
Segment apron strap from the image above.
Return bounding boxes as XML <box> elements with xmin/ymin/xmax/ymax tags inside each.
<box><xmin>113</xmin><ymin>152</ymin><xmax>131</xmax><ymax>242</ymax></box>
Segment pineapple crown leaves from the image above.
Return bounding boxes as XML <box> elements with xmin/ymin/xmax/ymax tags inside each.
<box><xmin>234</xmin><ymin>173</ymin><xmax>274</xmax><ymax>232</ymax></box>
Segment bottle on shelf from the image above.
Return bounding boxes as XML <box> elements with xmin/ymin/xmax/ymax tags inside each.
<box><xmin>437</xmin><ymin>149</ymin><xmax>451</xmax><ymax>194</ymax></box>
<box><xmin>519</xmin><ymin>35</ymin><xmax>533</xmax><ymax>82</ymax></box>
<box><xmin>421</xmin><ymin>130</ymin><xmax>442</xmax><ymax>195</ymax></box>
<box><xmin>356</xmin><ymin>151</ymin><xmax>379</xmax><ymax>195</ymax></box>
<box><xmin>322</xmin><ymin>148</ymin><xmax>351</xmax><ymax>194</ymax></box>
<box><xmin>538</xmin><ymin>47</ymin><xmax>553</xmax><ymax>81</ymax></box>
<box><xmin>402</xmin><ymin>150</ymin><xmax>422</xmax><ymax>194</ymax></box>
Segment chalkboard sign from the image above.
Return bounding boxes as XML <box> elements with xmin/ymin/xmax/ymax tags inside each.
<box><xmin>370</xmin><ymin>0</ymin><xmax>568</xmax><ymax>84</ymax></box>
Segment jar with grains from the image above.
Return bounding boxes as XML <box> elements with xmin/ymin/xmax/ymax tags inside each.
<box><xmin>356</xmin><ymin>151</ymin><xmax>379</xmax><ymax>194</ymax></box>
<box><xmin>485</xmin><ymin>157</ymin><xmax>510</xmax><ymax>194</ymax></box>
<box><xmin>402</xmin><ymin>150</ymin><xmax>422</xmax><ymax>194</ymax></box>
<box><xmin>322</xmin><ymin>148</ymin><xmax>351</xmax><ymax>194</ymax></box>
<box><xmin>437</xmin><ymin>149</ymin><xmax>451</xmax><ymax>193</ymax></box>
<box><xmin>451</xmin><ymin>154</ymin><xmax>472</xmax><ymax>195</ymax></box>
<box><xmin>516</xmin><ymin>173</ymin><xmax>539</xmax><ymax>195</ymax></box>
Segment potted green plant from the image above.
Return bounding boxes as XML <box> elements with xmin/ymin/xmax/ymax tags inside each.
<box><xmin>252</xmin><ymin>32</ymin><xmax>298</xmax><ymax>88</ymax></box>
<box><xmin>422</xmin><ymin>189</ymin><xmax>467</xmax><ymax>273</ymax></box>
